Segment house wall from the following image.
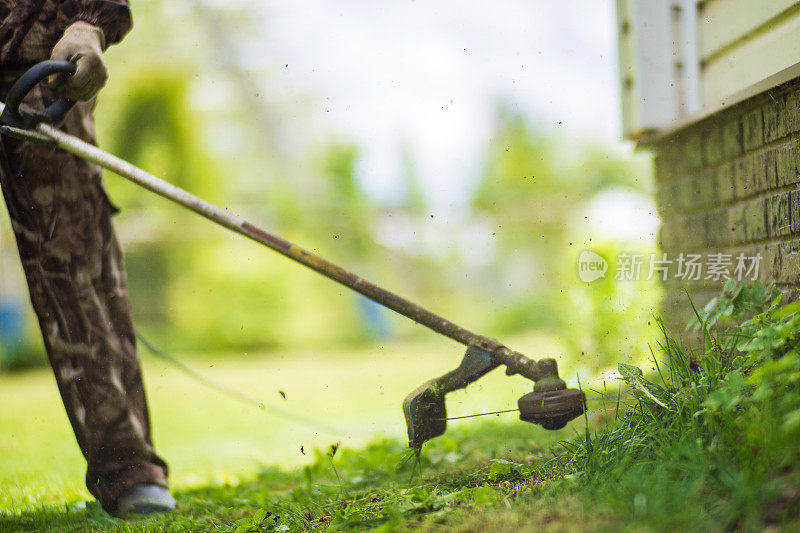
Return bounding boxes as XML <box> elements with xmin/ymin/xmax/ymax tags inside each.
<box><xmin>617</xmin><ymin>0</ymin><xmax>800</xmax><ymax>140</ymax></box>
<box><xmin>652</xmin><ymin>77</ymin><xmax>800</xmax><ymax>332</ymax></box>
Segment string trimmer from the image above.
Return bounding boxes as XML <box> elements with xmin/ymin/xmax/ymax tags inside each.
<box><xmin>0</xmin><ymin>60</ymin><xmax>585</xmax><ymax>451</ymax></box>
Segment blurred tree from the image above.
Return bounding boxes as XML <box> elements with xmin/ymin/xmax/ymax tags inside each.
<box><xmin>314</xmin><ymin>143</ymin><xmax>370</xmax><ymax>251</ymax></box>
<box><xmin>400</xmin><ymin>140</ymin><xmax>427</xmax><ymax>213</ymax></box>
<box><xmin>1</xmin><ymin>0</ymin><xmax>662</xmax><ymax>364</ymax></box>
<box><xmin>472</xmin><ymin>104</ymin><xmax>658</xmax><ymax>368</ymax></box>
<box><xmin>475</xmin><ymin>106</ymin><xmax>580</xmax><ymax>328</ymax></box>
<box><xmin>107</xmin><ymin>69</ymin><xmax>222</xmax><ymax>203</ymax></box>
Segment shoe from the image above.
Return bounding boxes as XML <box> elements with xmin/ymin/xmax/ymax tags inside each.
<box><xmin>112</xmin><ymin>483</ymin><xmax>175</xmax><ymax>518</ymax></box>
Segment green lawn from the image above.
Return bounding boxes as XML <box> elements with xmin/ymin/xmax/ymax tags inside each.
<box><xmin>1</xmin><ymin>417</ymin><xmax>588</xmax><ymax>532</ymax></box>
<box><xmin>0</xmin><ymin>331</ymin><xmax>572</xmax><ymax>517</ymax></box>
<box><xmin>6</xmin><ymin>283</ymin><xmax>798</xmax><ymax>532</ymax></box>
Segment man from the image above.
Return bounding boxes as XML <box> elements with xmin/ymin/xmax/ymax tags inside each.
<box><xmin>0</xmin><ymin>1</ymin><xmax>173</xmax><ymax>517</ymax></box>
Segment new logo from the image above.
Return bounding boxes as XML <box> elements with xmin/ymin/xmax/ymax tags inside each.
<box><xmin>578</xmin><ymin>250</ymin><xmax>608</xmax><ymax>283</ymax></box>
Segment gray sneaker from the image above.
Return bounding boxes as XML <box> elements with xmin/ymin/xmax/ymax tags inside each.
<box><xmin>112</xmin><ymin>483</ymin><xmax>176</xmax><ymax>518</ymax></box>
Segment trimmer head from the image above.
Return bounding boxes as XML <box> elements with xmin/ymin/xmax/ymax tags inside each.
<box><xmin>403</xmin><ymin>345</ymin><xmax>584</xmax><ymax>449</ymax></box>
<box><xmin>518</xmin><ymin>388</ymin><xmax>586</xmax><ymax>430</ymax></box>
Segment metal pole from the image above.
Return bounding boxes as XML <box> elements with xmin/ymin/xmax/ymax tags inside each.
<box><xmin>0</xmin><ymin>108</ymin><xmax>514</xmax><ymax>359</ymax></box>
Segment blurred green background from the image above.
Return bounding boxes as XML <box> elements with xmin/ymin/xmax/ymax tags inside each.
<box><xmin>0</xmin><ymin>0</ymin><xmax>658</xmax><ymax>371</ymax></box>
<box><xmin>0</xmin><ymin>0</ymin><xmax>661</xmax><ymax>509</ymax></box>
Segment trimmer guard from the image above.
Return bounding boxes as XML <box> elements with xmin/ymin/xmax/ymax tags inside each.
<box><xmin>403</xmin><ymin>346</ymin><xmax>498</xmax><ymax>450</ymax></box>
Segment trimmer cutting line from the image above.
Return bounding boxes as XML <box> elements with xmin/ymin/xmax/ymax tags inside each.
<box><xmin>0</xmin><ymin>60</ymin><xmax>586</xmax><ymax>451</ymax></box>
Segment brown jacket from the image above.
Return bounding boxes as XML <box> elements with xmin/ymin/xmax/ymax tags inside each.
<box><xmin>0</xmin><ymin>0</ymin><xmax>131</xmax><ymax>66</ymax></box>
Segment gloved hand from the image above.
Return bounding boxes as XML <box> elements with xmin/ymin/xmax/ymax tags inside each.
<box><xmin>49</xmin><ymin>22</ymin><xmax>108</xmax><ymax>102</ymax></box>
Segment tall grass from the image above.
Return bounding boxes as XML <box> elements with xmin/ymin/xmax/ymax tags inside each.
<box><xmin>555</xmin><ymin>280</ymin><xmax>800</xmax><ymax>530</ymax></box>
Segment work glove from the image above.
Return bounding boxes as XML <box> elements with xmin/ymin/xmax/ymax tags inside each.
<box><xmin>49</xmin><ymin>22</ymin><xmax>108</xmax><ymax>102</ymax></box>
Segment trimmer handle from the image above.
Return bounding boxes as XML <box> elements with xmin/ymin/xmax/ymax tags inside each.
<box><xmin>0</xmin><ymin>60</ymin><xmax>76</xmax><ymax>129</ymax></box>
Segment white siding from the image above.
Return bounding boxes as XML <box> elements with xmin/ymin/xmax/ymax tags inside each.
<box><xmin>699</xmin><ymin>1</ymin><xmax>800</xmax><ymax>104</ymax></box>
<box><xmin>698</xmin><ymin>0</ymin><xmax>797</xmax><ymax>58</ymax></box>
<box><xmin>617</xmin><ymin>0</ymin><xmax>677</xmax><ymax>138</ymax></box>
<box><xmin>617</xmin><ymin>0</ymin><xmax>800</xmax><ymax>139</ymax></box>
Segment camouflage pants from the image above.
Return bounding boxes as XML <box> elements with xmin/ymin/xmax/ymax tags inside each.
<box><xmin>0</xmin><ymin>80</ymin><xmax>168</xmax><ymax>511</ymax></box>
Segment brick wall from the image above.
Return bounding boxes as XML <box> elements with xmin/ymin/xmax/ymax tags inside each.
<box><xmin>652</xmin><ymin>79</ymin><xmax>800</xmax><ymax>333</ymax></box>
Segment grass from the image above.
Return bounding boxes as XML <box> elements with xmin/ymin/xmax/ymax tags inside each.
<box><xmin>3</xmin><ymin>281</ymin><xmax>800</xmax><ymax>531</ymax></box>
<box><xmin>556</xmin><ymin>281</ymin><xmax>800</xmax><ymax>531</ymax></box>
<box><xmin>0</xmin><ymin>331</ymin><xmax>580</xmax><ymax>530</ymax></box>
<box><xmin>1</xmin><ymin>418</ymin><xmax>598</xmax><ymax>532</ymax></box>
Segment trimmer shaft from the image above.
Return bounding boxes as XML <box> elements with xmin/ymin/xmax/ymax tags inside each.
<box><xmin>0</xmin><ymin>61</ymin><xmax>588</xmax><ymax>452</ymax></box>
